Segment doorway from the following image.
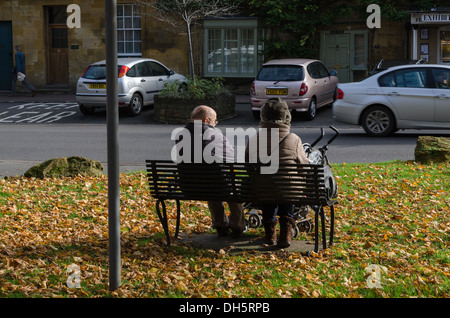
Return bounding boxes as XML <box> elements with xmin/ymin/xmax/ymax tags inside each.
<box><xmin>46</xmin><ymin>6</ymin><xmax>69</xmax><ymax>85</ymax></box>
<box><xmin>0</xmin><ymin>21</ymin><xmax>13</xmax><ymax>90</ymax></box>
<box><xmin>322</xmin><ymin>33</ymin><xmax>350</xmax><ymax>83</ymax></box>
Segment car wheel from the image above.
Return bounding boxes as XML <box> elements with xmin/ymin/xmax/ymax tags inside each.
<box><xmin>128</xmin><ymin>93</ymin><xmax>143</xmax><ymax>116</ymax></box>
<box><xmin>306</xmin><ymin>98</ymin><xmax>316</xmax><ymax>120</ymax></box>
<box><xmin>252</xmin><ymin>110</ymin><xmax>260</xmax><ymax>120</ymax></box>
<box><xmin>361</xmin><ymin>105</ymin><xmax>395</xmax><ymax>137</ymax></box>
<box><xmin>79</xmin><ymin>104</ymin><xmax>95</xmax><ymax>115</ymax></box>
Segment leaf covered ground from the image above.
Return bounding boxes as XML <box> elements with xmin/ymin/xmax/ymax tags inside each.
<box><xmin>0</xmin><ymin>161</ymin><xmax>448</xmax><ymax>298</ymax></box>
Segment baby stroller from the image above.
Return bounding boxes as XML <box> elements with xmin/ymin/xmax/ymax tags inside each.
<box><xmin>244</xmin><ymin>125</ymin><xmax>340</xmax><ymax>237</ymax></box>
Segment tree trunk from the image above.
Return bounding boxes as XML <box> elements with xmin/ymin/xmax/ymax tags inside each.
<box><xmin>186</xmin><ymin>21</ymin><xmax>195</xmax><ymax>80</ymax></box>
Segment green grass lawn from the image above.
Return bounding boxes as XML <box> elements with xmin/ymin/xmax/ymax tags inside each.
<box><xmin>0</xmin><ymin>161</ymin><xmax>448</xmax><ymax>298</ymax></box>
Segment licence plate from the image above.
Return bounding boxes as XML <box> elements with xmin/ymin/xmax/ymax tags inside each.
<box><xmin>89</xmin><ymin>84</ymin><xmax>106</xmax><ymax>89</ymax></box>
<box><xmin>266</xmin><ymin>88</ymin><xmax>287</xmax><ymax>95</ymax></box>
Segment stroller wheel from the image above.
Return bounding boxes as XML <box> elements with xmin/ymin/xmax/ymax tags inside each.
<box><xmin>291</xmin><ymin>224</ymin><xmax>300</xmax><ymax>238</ymax></box>
<box><xmin>248</xmin><ymin>213</ymin><xmax>262</xmax><ymax>228</ymax></box>
<box><xmin>298</xmin><ymin>220</ymin><xmax>314</xmax><ymax>233</ymax></box>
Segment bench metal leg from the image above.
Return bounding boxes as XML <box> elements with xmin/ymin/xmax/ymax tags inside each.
<box><xmin>320</xmin><ymin>207</ymin><xmax>327</xmax><ymax>250</ymax></box>
<box><xmin>313</xmin><ymin>205</ymin><xmax>335</xmax><ymax>253</ymax></box>
<box><xmin>329</xmin><ymin>205</ymin><xmax>335</xmax><ymax>247</ymax></box>
<box><xmin>155</xmin><ymin>199</ymin><xmax>182</xmax><ymax>246</ymax></box>
<box><xmin>174</xmin><ymin>200</ymin><xmax>181</xmax><ymax>240</ymax></box>
<box><xmin>314</xmin><ymin>206</ymin><xmax>319</xmax><ymax>253</ymax></box>
<box><xmin>313</xmin><ymin>206</ymin><xmax>327</xmax><ymax>252</ymax></box>
<box><xmin>156</xmin><ymin>199</ymin><xmax>171</xmax><ymax>246</ymax></box>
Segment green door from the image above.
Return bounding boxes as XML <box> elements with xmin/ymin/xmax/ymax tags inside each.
<box><xmin>322</xmin><ymin>33</ymin><xmax>350</xmax><ymax>83</ymax></box>
<box><xmin>0</xmin><ymin>21</ymin><xmax>13</xmax><ymax>90</ymax></box>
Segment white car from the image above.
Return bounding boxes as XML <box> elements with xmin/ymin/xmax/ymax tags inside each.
<box><xmin>333</xmin><ymin>64</ymin><xmax>450</xmax><ymax>136</ymax></box>
<box><xmin>76</xmin><ymin>58</ymin><xmax>187</xmax><ymax>116</ymax></box>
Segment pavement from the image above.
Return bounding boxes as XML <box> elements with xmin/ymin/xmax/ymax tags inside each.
<box><xmin>181</xmin><ymin>232</ymin><xmax>323</xmax><ymax>255</ymax></box>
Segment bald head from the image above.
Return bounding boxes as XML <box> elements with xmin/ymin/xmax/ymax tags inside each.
<box><xmin>191</xmin><ymin>105</ymin><xmax>215</xmax><ymax>120</ymax></box>
<box><xmin>190</xmin><ymin>105</ymin><xmax>218</xmax><ymax>126</ymax></box>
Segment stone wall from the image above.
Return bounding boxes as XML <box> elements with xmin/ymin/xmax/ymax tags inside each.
<box><xmin>153</xmin><ymin>93</ymin><xmax>236</xmax><ymax>124</ymax></box>
<box><xmin>370</xmin><ymin>19</ymin><xmax>408</xmax><ymax>65</ymax></box>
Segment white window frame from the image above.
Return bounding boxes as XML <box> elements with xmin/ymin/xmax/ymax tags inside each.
<box><xmin>203</xmin><ymin>18</ymin><xmax>263</xmax><ymax>78</ymax></box>
<box><xmin>117</xmin><ymin>4</ymin><xmax>142</xmax><ymax>57</ymax></box>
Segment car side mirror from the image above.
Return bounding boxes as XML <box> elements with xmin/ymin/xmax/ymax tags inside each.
<box><xmin>169</xmin><ymin>70</ymin><xmax>175</xmax><ymax>76</ymax></box>
<box><xmin>330</xmin><ymin>70</ymin><xmax>337</xmax><ymax>76</ymax></box>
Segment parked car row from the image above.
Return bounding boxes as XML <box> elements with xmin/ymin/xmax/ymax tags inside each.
<box><xmin>76</xmin><ymin>57</ymin><xmax>449</xmax><ymax>137</ymax></box>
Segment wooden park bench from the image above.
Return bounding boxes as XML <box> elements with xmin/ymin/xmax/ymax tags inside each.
<box><xmin>145</xmin><ymin>160</ymin><xmax>337</xmax><ymax>253</ymax></box>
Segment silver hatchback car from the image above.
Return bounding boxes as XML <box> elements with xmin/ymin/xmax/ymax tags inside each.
<box><xmin>251</xmin><ymin>59</ymin><xmax>339</xmax><ymax>120</ymax></box>
<box><xmin>76</xmin><ymin>58</ymin><xmax>187</xmax><ymax>116</ymax></box>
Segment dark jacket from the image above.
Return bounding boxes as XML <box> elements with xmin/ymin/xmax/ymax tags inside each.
<box><xmin>15</xmin><ymin>51</ymin><xmax>26</xmax><ymax>74</ymax></box>
<box><xmin>178</xmin><ymin>121</ymin><xmax>235</xmax><ymax>163</ymax></box>
<box><xmin>174</xmin><ymin>121</ymin><xmax>237</xmax><ymax>199</ymax></box>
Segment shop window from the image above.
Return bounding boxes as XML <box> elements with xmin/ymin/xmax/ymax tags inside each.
<box><xmin>204</xmin><ymin>18</ymin><xmax>263</xmax><ymax>77</ymax></box>
<box><xmin>117</xmin><ymin>4</ymin><xmax>141</xmax><ymax>56</ymax></box>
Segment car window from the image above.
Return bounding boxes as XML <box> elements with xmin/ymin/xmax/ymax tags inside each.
<box><xmin>317</xmin><ymin>63</ymin><xmax>330</xmax><ymax>78</ymax></box>
<box><xmin>135</xmin><ymin>62</ymin><xmax>152</xmax><ymax>77</ymax></box>
<box><xmin>307</xmin><ymin>63</ymin><xmax>321</xmax><ymax>79</ymax></box>
<box><xmin>148</xmin><ymin>61</ymin><xmax>169</xmax><ymax>76</ymax></box>
<box><xmin>126</xmin><ymin>65</ymin><xmax>138</xmax><ymax>77</ymax></box>
<box><xmin>256</xmin><ymin>65</ymin><xmax>304</xmax><ymax>81</ymax></box>
<box><xmin>82</xmin><ymin>65</ymin><xmax>107</xmax><ymax>79</ymax></box>
<box><xmin>395</xmin><ymin>69</ymin><xmax>427</xmax><ymax>88</ymax></box>
<box><xmin>431</xmin><ymin>68</ymin><xmax>450</xmax><ymax>89</ymax></box>
<box><xmin>378</xmin><ymin>72</ymin><xmax>396</xmax><ymax>87</ymax></box>
<box><xmin>379</xmin><ymin>68</ymin><xmax>428</xmax><ymax>88</ymax></box>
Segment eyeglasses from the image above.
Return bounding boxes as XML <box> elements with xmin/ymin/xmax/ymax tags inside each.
<box><xmin>208</xmin><ymin>118</ymin><xmax>218</xmax><ymax>125</ymax></box>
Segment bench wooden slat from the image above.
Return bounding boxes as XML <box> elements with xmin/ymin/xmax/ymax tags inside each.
<box><xmin>145</xmin><ymin>160</ymin><xmax>334</xmax><ymax>204</ymax></box>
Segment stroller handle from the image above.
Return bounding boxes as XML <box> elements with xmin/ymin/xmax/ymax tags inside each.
<box><xmin>325</xmin><ymin>125</ymin><xmax>340</xmax><ymax>146</ymax></box>
<box><xmin>310</xmin><ymin>128</ymin><xmax>325</xmax><ymax>148</ymax></box>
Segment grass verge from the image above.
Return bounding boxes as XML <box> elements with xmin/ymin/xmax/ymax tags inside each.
<box><xmin>0</xmin><ymin>161</ymin><xmax>448</xmax><ymax>298</ymax></box>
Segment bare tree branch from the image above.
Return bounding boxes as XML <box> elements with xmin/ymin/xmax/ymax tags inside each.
<box><xmin>136</xmin><ymin>0</ymin><xmax>241</xmax><ymax>78</ymax></box>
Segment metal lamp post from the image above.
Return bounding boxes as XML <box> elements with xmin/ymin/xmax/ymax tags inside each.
<box><xmin>105</xmin><ymin>0</ymin><xmax>121</xmax><ymax>291</ymax></box>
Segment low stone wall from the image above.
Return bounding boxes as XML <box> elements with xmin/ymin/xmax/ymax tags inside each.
<box><xmin>414</xmin><ymin>136</ymin><xmax>450</xmax><ymax>164</ymax></box>
<box><xmin>153</xmin><ymin>93</ymin><xmax>236</xmax><ymax>124</ymax></box>
<box><xmin>24</xmin><ymin>156</ymin><xmax>103</xmax><ymax>178</ymax></box>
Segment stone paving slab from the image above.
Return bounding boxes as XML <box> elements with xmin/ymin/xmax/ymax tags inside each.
<box><xmin>180</xmin><ymin>232</ymin><xmax>323</xmax><ymax>255</ymax></box>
